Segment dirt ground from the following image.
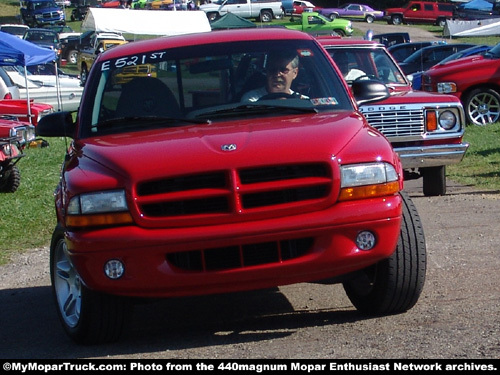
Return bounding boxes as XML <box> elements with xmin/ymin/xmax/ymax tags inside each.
<box><xmin>0</xmin><ymin>177</ymin><xmax>499</xmax><ymax>359</ymax></box>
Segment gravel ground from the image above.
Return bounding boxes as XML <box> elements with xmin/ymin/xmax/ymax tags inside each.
<box><xmin>0</xmin><ymin>179</ymin><xmax>499</xmax><ymax>359</ymax></box>
<box><xmin>0</xmin><ymin>23</ymin><xmax>498</xmax><ymax>360</ymax></box>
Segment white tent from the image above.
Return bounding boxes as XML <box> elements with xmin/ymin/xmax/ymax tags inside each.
<box><xmin>444</xmin><ymin>18</ymin><xmax>500</xmax><ymax>37</ymax></box>
<box><xmin>81</xmin><ymin>8</ymin><xmax>211</xmax><ymax>36</ymax></box>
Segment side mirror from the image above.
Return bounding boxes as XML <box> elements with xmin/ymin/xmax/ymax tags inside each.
<box><xmin>352</xmin><ymin>79</ymin><xmax>390</xmax><ymax>106</ymax></box>
<box><xmin>36</xmin><ymin>111</ymin><xmax>76</xmax><ymax>138</ymax></box>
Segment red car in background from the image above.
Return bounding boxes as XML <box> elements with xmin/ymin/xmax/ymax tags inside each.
<box><xmin>0</xmin><ymin>99</ymin><xmax>54</xmax><ymax>126</ymax></box>
<box><xmin>292</xmin><ymin>1</ymin><xmax>320</xmax><ymax>14</ymax></box>
<box><xmin>422</xmin><ymin>42</ymin><xmax>500</xmax><ymax>126</ymax></box>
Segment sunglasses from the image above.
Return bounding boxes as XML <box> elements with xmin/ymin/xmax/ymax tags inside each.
<box><xmin>266</xmin><ymin>65</ymin><xmax>295</xmax><ymax>75</ymax></box>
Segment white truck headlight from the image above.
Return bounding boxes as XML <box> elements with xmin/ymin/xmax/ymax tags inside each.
<box><xmin>68</xmin><ymin>190</ymin><xmax>128</xmax><ymax>215</ymax></box>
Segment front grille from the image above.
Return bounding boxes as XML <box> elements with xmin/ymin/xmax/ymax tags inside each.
<box><xmin>136</xmin><ymin>163</ymin><xmax>332</xmax><ymax>224</ymax></box>
<box><xmin>166</xmin><ymin>237</ymin><xmax>314</xmax><ymax>271</ymax></box>
<box><xmin>42</xmin><ymin>12</ymin><xmax>61</xmax><ymax>20</ymax></box>
<box><xmin>361</xmin><ymin>107</ymin><xmax>425</xmax><ymax>138</ymax></box>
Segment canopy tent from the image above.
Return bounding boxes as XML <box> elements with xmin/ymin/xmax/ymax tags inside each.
<box><xmin>81</xmin><ymin>8</ymin><xmax>211</xmax><ymax>36</ymax></box>
<box><xmin>444</xmin><ymin>18</ymin><xmax>500</xmax><ymax>37</ymax></box>
<box><xmin>0</xmin><ymin>30</ymin><xmax>56</xmax><ymax>66</ymax></box>
<box><xmin>211</xmin><ymin>13</ymin><xmax>257</xmax><ymax>30</ymax></box>
<box><xmin>0</xmin><ymin>30</ymin><xmax>59</xmax><ymax>119</ymax></box>
<box><xmin>459</xmin><ymin>0</ymin><xmax>494</xmax><ymax>10</ymax></box>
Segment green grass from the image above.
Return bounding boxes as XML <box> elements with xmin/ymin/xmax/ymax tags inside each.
<box><xmin>0</xmin><ymin>2</ymin><xmax>499</xmax><ymax>265</ymax></box>
<box><xmin>448</xmin><ymin>123</ymin><xmax>500</xmax><ymax>191</ymax></box>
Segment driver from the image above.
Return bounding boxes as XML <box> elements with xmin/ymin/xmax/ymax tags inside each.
<box><xmin>241</xmin><ymin>50</ymin><xmax>303</xmax><ymax>102</ymax></box>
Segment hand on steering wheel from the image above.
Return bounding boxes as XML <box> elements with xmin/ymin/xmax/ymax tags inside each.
<box><xmin>258</xmin><ymin>92</ymin><xmax>296</xmax><ymax>101</ymax></box>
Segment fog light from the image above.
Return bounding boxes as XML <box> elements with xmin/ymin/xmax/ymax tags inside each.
<box><xmin>104</xmin><ymin>259</ymin><xmax>124</xmax><ymax>279</ymax></box>
<box><xmin>356</xmin><ymin>231</ymin><xmax>376</xmax><ymax>250</ymax></box>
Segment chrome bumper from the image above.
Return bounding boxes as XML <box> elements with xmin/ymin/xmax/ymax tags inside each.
<box><xmin>394</xmin><ymin>143</ymin><xmax>469</xmax><ymax>169</ymax></box>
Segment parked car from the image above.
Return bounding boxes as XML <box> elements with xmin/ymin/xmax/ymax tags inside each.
<box><xmin>384</xmin><ymin>1</ymin><xmax>455</xmax><ymax>26</ymax></box>
<box><xmin>370</xmin><ymin>32</ymin><xmax>410</xmax><ymax>47</ymax></box>
<box><xmin>0</xmin><ymin>67</ymin><xmax>21</xmax><ymax>100</ymax></box>
<box><xmin>319</xmin><ymin>3</ymin><xmax>384</xmax><ymax>23</ymax></box>
<box><xmin>59</xmin><ymin>30</ymin><xmax>94</xmax><ymax>64</ymax></box>
<box><xmin>44</xmin><ymin>25</ymin><xmax>80</xmax><ymax>40</ymax></box>
<box><xmin>0</xmin><ymin>99</ymin><xmax>54</xmax><ymax>126</ymax></box>
<box><xmin>399</xmin><ymin>43</ymin><xmax>476</xmax><ymax>75</ymax></box>
<box><xmin>454</xmin><ymin>0</ymin><xmax>500</xmax><ymax>20</ymax></box>
<box><xmin>22</xmin><ymin>28</ymin><xmax>62</xmax><ymax>61</ymax></box>
<box><xmin>422</xmin><ymin>42</ymin><xmax>500</xmax><ymax>125</ymax></box>
<box><xmin>388</xmin><ymin>41</ymin><xmax>435</xmax><ymax>62</ymax></box>
<box><xmin>19</xmin><ymin>0</ymin><xmax>66</xmax><ymax>28</ymax></box>
<box><xmin>2</xmin><ymin>66</ymin><xmax>83</xmax><ymax>112</ymax></box>
<box><xmin>0</xmin><ymin>24</ymin><xmax>30</xmax><ymax>38</ymax></box>
<box><xmin>36</xmin><ymin>28</ymin><xmax>426</xmax><ymax>344</ymax></box>
<box><xmin>0</xmin><ymin>117</ymin><xmax>36</xmax><ymax>192</ymax></box>
<box><xmin>411</xmin><ymin>44</ymin><xmax>491</xmax><ymax>90</ymax></box>
<box><xmin>291</xmin><ymin>0</ymin><xmax>320</xmax><ymax>14</ymax></box>
<box><xmin>319</xmin><ymin>37</ymin><xmax>468</xmax><ymax>197</ymax></box>
<box><xmin>70</xmin><ymin>5</ymin><xmax>89</xmax><ymax>21</ymax></box>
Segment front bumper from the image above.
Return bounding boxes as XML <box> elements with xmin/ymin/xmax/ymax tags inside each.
<box><xmin>395</xmin><ymin>143</ymin><xmax>469</xmax><ymax>169</ymax></box>
<box><xmin>63</xmin><ymin>195</ymin><xmax>402</xmax><ymax>298</ymax></box>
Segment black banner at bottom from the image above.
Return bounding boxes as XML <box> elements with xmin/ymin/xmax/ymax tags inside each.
<box><xmin>1</xmin><ymin>359</ymin><xmax>498</xmax><ymax>374</ymax></box>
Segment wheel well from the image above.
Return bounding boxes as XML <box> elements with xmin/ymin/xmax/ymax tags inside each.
<box><xmin>461</xmin><ymin>84</ymin><xmax>500</xmax><ymax>104</ymax></box>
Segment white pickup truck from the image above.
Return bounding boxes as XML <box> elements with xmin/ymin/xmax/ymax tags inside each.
<box><xmin>200</xmin><ymin>0</ymin><xmax>283</xmax><ymax>22</ymax></box>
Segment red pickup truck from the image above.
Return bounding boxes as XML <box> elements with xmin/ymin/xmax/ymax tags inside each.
<box><xmin>37</xmin><ymin>28</ymin><xmax>426</xmax><ymax>344</ymax></box>
<box><xmin>421</xmin><ymin>42</ymin><xmax>500</xmax><ymax>126</ymax></box>
<box><xmin>318</xmin><ymin>38</ymin><xmax>468</xmax><ymax>197</ymax></box>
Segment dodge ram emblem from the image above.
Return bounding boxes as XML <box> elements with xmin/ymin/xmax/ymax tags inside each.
<box><xmin>221</xmin><ymin>144</ymin><xmax>237</xmax><ymax>152</ymax></box>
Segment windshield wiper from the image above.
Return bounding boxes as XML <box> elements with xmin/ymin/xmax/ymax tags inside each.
<box><xmin>96</xmin><ymin>116</ymin><xmax>210</xmax><ymax>130</ymax></box>
<box><xmin>193</xmin><ymin>103</ymin><xmax>317</xmax><ymax>119</ymax></box>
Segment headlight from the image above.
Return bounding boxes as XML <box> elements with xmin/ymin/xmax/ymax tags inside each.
<box><xmin>339</xmin><ymin>162</ymin><xmax>400</xmax><ymax>201</ymax></box>
<box><xmin>438</xmin><ymin>110</ymin><xmax>457</xmax><ymax>130</ymax></box>
<box><xmin>66</xmin><ymin>190</ymin><xmax>133</xmax><ymax>228</ymax></box>
<box><xmin>68</xmin><ymin>190</ymin><xmax>128</xmax><ymax>214</ymax></box>
<box><xmin>437</xmin><ymin>82</ymin><xmax>457</xmax><ymax>93</ymax></box>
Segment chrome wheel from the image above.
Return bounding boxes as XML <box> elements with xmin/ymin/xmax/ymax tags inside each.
<box><xmin>53</xmin><ymin>238</ymin><xmax>82</xmax><ymax>328</ymax></box>
<box><xmin>466</xmin><ymin>88</ymin><xmax>500</xmax><ymax>126</ymax></box>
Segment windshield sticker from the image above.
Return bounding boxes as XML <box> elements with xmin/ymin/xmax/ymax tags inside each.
<box><xmin>101</xmin><ymin>52</ymin><xmax>168</xmax><ymax>71</ymax></box>
<box><xmin>311</xmin><ymin>97</ymin><xmax>339</xmax><ymax>106</ymax></box>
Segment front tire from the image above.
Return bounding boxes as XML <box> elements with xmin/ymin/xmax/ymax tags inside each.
<box><xmin>422</xmin><ymin>166</ymin><xmax>446</xmax><ymax>196</ymax></box>
<box><xmin>67</xmin><ymin>50</ymin><xmax>78</xmax><ymax>65</ymax></box>
<box><xmin>80</xmin><ymin>65</ymin><xmax>88</xmax><ymax>86</ymax></box>
<box><xmin>50</xmin><ymin>227</ymin><xmax>129</xmax><ymax>344</ymax></box>
<box><xmin>366</xmin><ymin>15</ymin><xmax>374</xmax><ymax>23</ymax></box>
<box><xmin>0</xmin><ymin>165</ymin><xmax>20</xmax><ymax>193</ymax></box>
<box><xmin>328</xmin><ymin>13</ymin><xmax>337</xmax><ymax>21</ymax></box>
<box><xmin>465</xmin><ymin>88</ymin><xmax>500</xmax><ymax>126</ymax></box>
<box><xmin>343</xmin><ymin>192</ymin><xmax>426</xmax><ymax>315</ymax></box>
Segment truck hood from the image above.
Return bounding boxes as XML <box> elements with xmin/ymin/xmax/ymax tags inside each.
<box><xmin>75</xmin><ymin>112</ymin><xmax>365</xmax><ymax>184</ymax></box>
<box><xmin>427</xmin><ymin>54</ymin><xmax>488</xmax><ymax>74</ymax></box>
<box><xmin>370</xmin><ymin>89</ymin><xmax>461</xmax><ymax>105</ymax></box>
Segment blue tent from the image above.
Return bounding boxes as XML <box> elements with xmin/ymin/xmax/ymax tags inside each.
<box><xmin>460</xmin><ymin>0</ymin><xmax>494</xmax><ymax>11</ymax></box>
<box><xmin>0</xmin><ymin>30</ymin><xmax>56</xmax><ymax>66</ymax></box>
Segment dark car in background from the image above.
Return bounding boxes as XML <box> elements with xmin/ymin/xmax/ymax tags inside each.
<box><xmin>388</xmin><ymin>41</ymin><xmax>435</xmax><ymax>62</ymax></box>
<box><xmin>19</xmin><ymin>0</ymin><xmax>66</xmax><ymax>28</ymax></box>
<box><xmin>399</xmin><ymin>43</ymin><xmax>476</xmax><ymax>75</ymax></box>
<box><xmin>23</xmin><ymin>28</ymin><xmax>62</xmax><ymax>61</ymax></box>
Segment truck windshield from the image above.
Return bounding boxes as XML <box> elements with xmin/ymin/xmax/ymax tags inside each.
<box><xmin>80</xmin><ymin>39</ymin><xmax>352</xmax><ymax>137</ymax></box>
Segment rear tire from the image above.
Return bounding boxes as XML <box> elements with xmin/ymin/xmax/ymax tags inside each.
<box><xmin>422</xmin><ymin>166</ymin><xmax>446</xmax><ymax>196</ymax></box>
<box><xmin>366</xmin><ymin>15</ymin><xmax>374</xmax><ymax>23</ymax></box>
<box><xmin>465</xmin><ymin>88</ymin><xmax>500</xmax><ymax>126</ymax></box>
<box><xmin>50</xmin><ymin>227</ymin><xmax>129</xmax><ymax>344</ymax></box>
<box><xmin>0</xmin><ymin>165</ymin><xmax>20</xmax><ymax>193</ymax></box>
<box><xmin>343</xmin><ymin>192</ymin><xmax>426</xmax><ymax>315</ymax></box>
<box><xmin>391</xmin><ymin>15</ymin><xmax>403</xmax><ymax>25</ymax></box>
<box><xmin>259</xmin><ymin>10</ymin><xmax>273</xmax><ymax>22</ymax></box>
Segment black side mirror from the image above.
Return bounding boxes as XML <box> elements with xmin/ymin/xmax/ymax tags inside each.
<box><xmin>36</xmin><ymin>111</ymin><xmax>76</xmax><ymax>138</ymax></box>
<box><xmin>352</xmin><ymin>79</ymin><xmax>390</xmax><ymax>106</ymax></box>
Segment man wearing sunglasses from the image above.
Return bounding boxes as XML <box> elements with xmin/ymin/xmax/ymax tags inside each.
<box><xmin>241</xmin><ymin>49</ymin><xmax>305</xmax><ymax>102</ymax></box>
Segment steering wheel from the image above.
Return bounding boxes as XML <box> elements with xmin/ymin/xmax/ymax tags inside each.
<box><xmin>354</xmin><ymin>74</ymin><xmax>380</xmax><ymax>82</ymax></box>
<box><xmin>258</xmin><ymin>92</ymin><xmax>296</xmax><ymax>101</ymax></box>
